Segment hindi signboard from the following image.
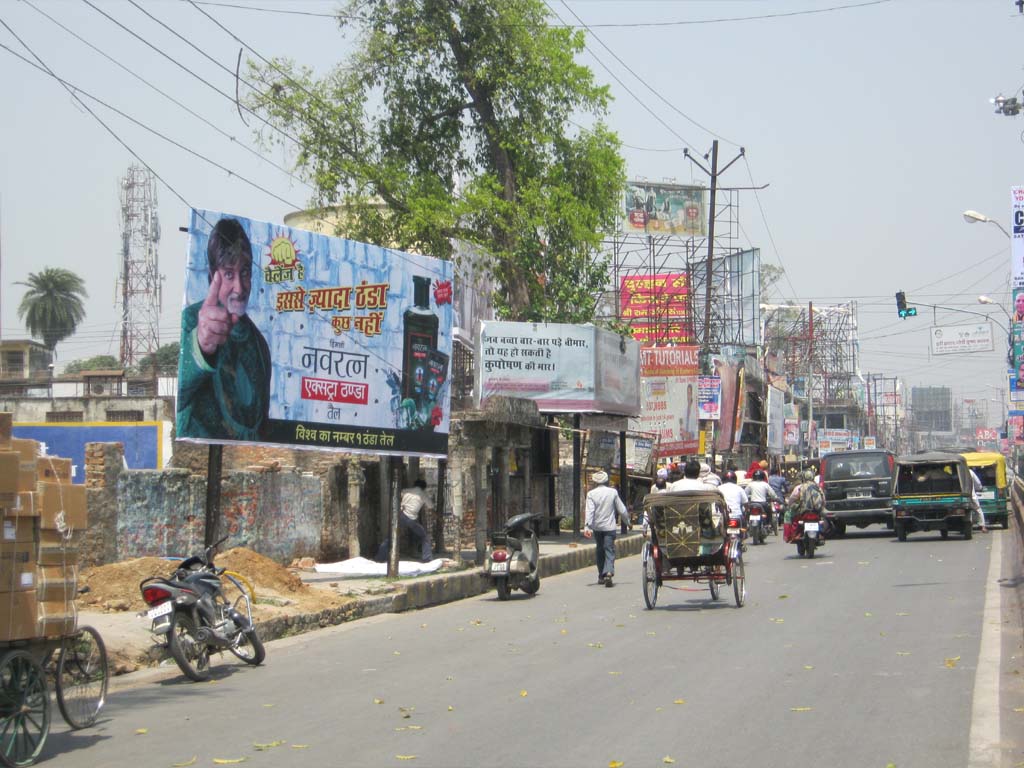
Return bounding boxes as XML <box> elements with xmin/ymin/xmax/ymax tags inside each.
<box><xmin>1013</xmin><ymin>187</ymin><xmax>1024</xmax><ymax>290</ymax></box>
<box><xmin>697</xmin><ymin>375</ymin><xmax>722</xmax><ymax>421</ymax></box>
<box><xmin>623</xmin><ymin>182</ymin><xmax>705</xmax><ymax>236</ymax></box>
<box><xmin>476</xmin><ymin>322</ymin><xmax>641</xmax><ymax>415</ymax></box>
<box><xmin>929</xmin><ymin>323</ymin><xmax>994</xmax><ymax>355</ymax></box>
<box><xmin>637</xmin><ymin>346</ymin><xmax>700</xmax><ymax>458</ymax></box>
<box><xmin>619</xmin><ymin>272</ymin><xmax>695</xmax><ymax>344</ymax></box>
<box><xmin>177</xmin><ymin>209</ymin><xmax>455</xmax><ymax>457</ymax></box>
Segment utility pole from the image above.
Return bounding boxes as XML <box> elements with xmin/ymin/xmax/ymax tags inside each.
<box><xmin>807</xmin><ymin>302</ymin><xmax>815</xmax><ymax>460</ymax></box>
<box><xmin>684</xmin><ymin>140</ymin><xmax>745</xmax><ymax>459</ymax></box>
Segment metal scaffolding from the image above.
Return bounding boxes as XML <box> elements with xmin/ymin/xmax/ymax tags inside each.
<box><xmin>117</xmin><ymin>166</ymin><xmax>163</xmax><ymax>367</ymax></box>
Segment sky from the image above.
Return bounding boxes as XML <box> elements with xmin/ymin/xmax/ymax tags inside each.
<box><xmin>1</xmin><ymin>0</ymin><xmax>1022</xmax><ymax>427</ymax></box>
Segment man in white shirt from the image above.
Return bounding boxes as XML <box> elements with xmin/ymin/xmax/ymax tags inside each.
<box><xmin>584</xmin><ymin>470</ymin><xmax>628</xmax><ymax>587</ymax></box>
<box><xmin>375</xmin><ymin>478</ymin><xmax>434</xmax><ymax>562</ymax></box>
<box><xmin>669</xmin><ymin>459</ymin><xmax>711</xmax><ymax>491</ymax></box>
<box><xmin>718</xmin><ymin>470</ymin><xmax>749</xmax><ymax>522</ymax></box>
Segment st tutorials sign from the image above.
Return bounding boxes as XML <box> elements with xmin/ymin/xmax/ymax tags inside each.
<box><xmin>638</xmin><ymin>345</ymin><xmax>701</xmax><ymax>458</ymax></box>
<box><xmin>177</xmin><ymin>209</ymin><xmax>455</xmax><ymax>458</ymax></box>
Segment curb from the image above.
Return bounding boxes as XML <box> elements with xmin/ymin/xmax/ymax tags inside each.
<box><xmin>255</xmin><ymin>533</ymin><xmax>645</xmax><ymax>643</ymax></box>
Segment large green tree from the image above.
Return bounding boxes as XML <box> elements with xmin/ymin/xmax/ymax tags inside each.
<box><xmin>247</xmin><ymin>0</ymin><xmax>624</xmax><ymax>321</ymax></box>
<box><xmin>16</xmin><ymin>268</ymin><xmax>88</xmax><ymax>355</ymax></box>
<box><xmin>64</xmin><ymin>355</ymin><xmax>120</xmax><ymax>374</ymax></box>
<box><xmin>135</xmin><ymin>343</ymin><xmax>180</xmax><ymax>375</ymax></box>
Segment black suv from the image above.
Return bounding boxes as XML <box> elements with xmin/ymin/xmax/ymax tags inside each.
<box><xmin>819</xmin><ymin>449</ymin><xmax>895</xmax><ymax>535</ymax></box>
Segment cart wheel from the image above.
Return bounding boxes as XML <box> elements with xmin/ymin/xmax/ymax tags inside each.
<box><xmin>731</xmin><ymin>559</ymin><xmax>746</xmax><ymax>607</ymax></box>
<box><xmin>56</xmin><ymin>626</ymin><xmax>108</xmax><ymax>729</ymax></box>
<box><xmin>641</xmin><ymin>542</ymin><xmax>659</xmax><ymax>610</ymax></box>
<box><xmin>0</xmin><ymin>650</ymin><xmax>50</xmax><ymax>768</ymax></box>
<box><xmin>709</xmin><ymin>571</ymin><xmax>720</xmax><ymax>601</ymax></box>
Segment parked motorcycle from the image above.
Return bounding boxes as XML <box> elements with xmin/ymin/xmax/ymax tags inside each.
<box><xmin>484</xmin><ymin>512</ymin><xmax>541</xmax><ymax>600</ymax></box>
<box><xmin>745</xmin><ymin>502</ymin><xmax>769</xmax><ymax>545</ymax></box>
<box><xmin>792</xmin><ymin>510</ymin><xmax>823</xmax><ymax>559</ymax></box>
<box><xmin>139</xmin><ymin>535</ymin><xmax>265</xmax><ymax>681</ymax></box>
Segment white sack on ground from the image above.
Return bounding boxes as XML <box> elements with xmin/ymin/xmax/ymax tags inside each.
<box><xmin>313</xmin><ymin>557</ymin><xmax>446</xmax><ymax>577</ymax></box>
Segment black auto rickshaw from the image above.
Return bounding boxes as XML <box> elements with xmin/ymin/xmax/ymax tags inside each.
<box><xmin>891</xmin><ymin>452</ymin><xmax>974</xmax><ymax>541</ymax></box>
<box><xmin>960</xmin><ymin>451</ymin><xmax>1009</xmax><ymax>529</ymax></box>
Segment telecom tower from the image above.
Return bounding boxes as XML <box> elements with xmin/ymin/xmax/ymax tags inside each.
<box><xmin>118</xmin><ymin>165</ymin><xmax>162</xmax><ymax>367</ymax></box>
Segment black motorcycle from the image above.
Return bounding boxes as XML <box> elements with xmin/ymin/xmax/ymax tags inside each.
<box><xmin>140</xmin><ymin>536</ymin><xmax>265</xmax><ymax>681</ymax></box>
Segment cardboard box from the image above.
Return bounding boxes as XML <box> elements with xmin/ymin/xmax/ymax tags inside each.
<box><xmin>36</xmin><ymin>564</ymin><xmax>77</xmax><ymax>602</ymax></box>
<box><xmin>37</xmin><ymin>530</ymin><xmax>77</xmax><ymax>567</ymax></box>
<box><xmin>4</xmin><ymin>491</ymin><xmax>38</xmax><ymax>519</ymax></box>
<box><xmin>17</xmin><ymin>466</ymin><xmax>36</xmax><ymax>494</ymax></box>
<box><xmin>37</xmin><ymin>598</ymin><xmax>76</xmax><ymax>638</ymax></box>
<box><xmin>9</xmin><ymin>438</ymin><xmax>39</xmax><ymax>463</ymax></box>
<box><xmin>0</xmin><ymin>590</ymin><xmax>38</xmax><ymax>641</ymax></box>
<box><xmin>1</xmin><ymin>515</ymin><xmax>38</xmax><ymax>543</ymax></box>
<box><xmin>0</xmin><ymin>543</ymin><xmax>36</xmax><ymax>592</ymax></box>
<box><xmin>37</xmin><ymin>457</ymin><xmax>73</xmax><ymax>484</ymax></box>
<box><xmin>37</xmin><ymin>482</ymin><xmax>87</xmax><ymax>531</ymax></box>
<box><xmin>0</xmin><ymin>412</ymin><xmax>11</xmax><ymax>445</ymax></box>
<box><xmin>0</xmin><ymin>452</ymin><xmax>18</xmax><ymax>506</ymax></box>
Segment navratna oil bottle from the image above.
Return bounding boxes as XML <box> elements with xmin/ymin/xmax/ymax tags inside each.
<box><xmin>401</xmin><ymin>275</ymin><xmax>439</xmax><ymax>405</ymax></box>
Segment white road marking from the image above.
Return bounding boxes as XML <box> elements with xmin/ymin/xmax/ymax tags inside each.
<box><xmin>968</xmin><ymin>531</ymin><xmax>1002</xmax><ymax>767</ymax></box>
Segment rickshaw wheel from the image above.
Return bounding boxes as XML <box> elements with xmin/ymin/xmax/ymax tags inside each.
<box><xmin>55</xmin><ymin>626</ymin><xmax>108</xmax><ymax>729</ymax></box>
<box><xmin>641</xmin><ymin>542</ymin><xmax>658</xmax><ymax>610</ymax></box>
<box><xmin>0</xmin><ymin>650</ymin><xmax>50</xmax><ymax>768</ymax></box>
<box><xmin>709</xmin><ymin>571</ymin><xmax>720</xmax><ymax>601</ymax></box>
<box><xmin>963</xmin><ymin>521</ymin><xmax>973</xmax><ymax>540</ymax></box>
<box><xmin>731</xmin><ymin>559</ymin><xmax>746</xmax><ymax>607</ymax></box>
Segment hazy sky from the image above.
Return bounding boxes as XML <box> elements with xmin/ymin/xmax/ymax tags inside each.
<box><xmin>1</xmin><ymin>0</ymin><xmax>1021</xmax><ymax>425</ymax></box>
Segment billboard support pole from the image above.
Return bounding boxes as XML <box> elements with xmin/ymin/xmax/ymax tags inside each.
<box><xmin>204</xmin><ymin>444</ymin><xmax>222</xmax><ymax>548</ymax></box>
<box><xmin>572</xmin><ymin>414</ymin><xmax>582</xmax><ymax>540</ymax></box>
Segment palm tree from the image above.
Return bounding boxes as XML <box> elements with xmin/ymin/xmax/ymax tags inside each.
<box><xmin>16</xmin><ymin>268</ymin><xmax>88</xmax><ymax>356</ymax></box>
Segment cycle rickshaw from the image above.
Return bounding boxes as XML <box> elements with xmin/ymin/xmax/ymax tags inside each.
<box><xmin>0</xmin><ymin>618</ymin><xmax>109</xmax><ymax>767</ymax></box>
<box><xmin>640</xmin><ymin>489</ymin><xmax>746</xmax><ymax>609</ymax></box>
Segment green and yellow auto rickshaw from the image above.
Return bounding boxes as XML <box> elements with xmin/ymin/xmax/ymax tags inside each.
<box><xmin>891</xmin><ymin>452</ymin><xmax>974</xmax><ymax>541</ymax></box>
<box><xmin>960</xmin><ymin>451</ymin><xmax>1009</xmax><ymax>529</ymax></box>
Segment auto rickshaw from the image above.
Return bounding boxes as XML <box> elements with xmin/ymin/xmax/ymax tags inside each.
<box><xmin>891</xmin><ymin>452</ymin><xmax>974</xmax><ymax>541</ymax></box>
<box><xmin>960</xmin><ymin>451</ymin><xmax>1009</xmax><ymax>529</ymax></box>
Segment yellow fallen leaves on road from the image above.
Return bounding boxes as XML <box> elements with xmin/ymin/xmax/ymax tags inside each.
<box><xmin>663</xmin><ymin>758</ymin><xmax>675</xmax><ymax>764</ymax></box>
<box><xmin>896</xmin><ymin>612</ymin><xmax>910</xmax><ymax>616</ymax></box>
<box><xmin>778</xmin><ymin>594</ymin><xmax>789</xmax><ymax>599</ymax></box>
<box><xmin>520</xmin><ymin>690</ymin><xmax>528</xmax><ymax>697</ymax></box>
<box><xmin>448</xmin><ymin>706</ymin><xmax>454</xmax><ymax>711</ymax></box>
<box><xmin>253</xmin><ymin>740</ymin><xmax>285</xmax><ymax>751</ymax></box>
<box><xmin>135</xmin><ymin>728</ymin><xmax>148</xmax><ymax>735</ymax></box>
<box><xmin>400</xmin><ymin>707</ymin><xmax>415</xmax><ymax>718</ymax></box>
<box><xmin>609</xmin><ymin>762</ymin><xmax>624</xmax><ymax>768</ymax></box>
<box><xmin>673</xmin><ymin>699</ymin><xmax>686</xmax><ymax>705</ymax></box>
<box><xmin>395</xmin><ymin>756</ymin><xmax>417</xmax><ymax>761</ymax></box>
<box><xmin>769</xmin><ymin>618</ymin><xmax>785</xmax><ymax>624</ymax></box>
<box><xmin>560</xmin><ymin>629</ymin><xmax>568</xmax><ymax>635</ymax></box>
<box><xmin>587</xmin><ymin>642</ymin><xmax>604</xmax><ymax>649</ymax></box>
<box><xmin>864</xmin><ymin>612</ymin><xmax>873</xmax><ymax>617</ymax></box>
<box><xmin>290</xmin><ymin>745</ymin><xmax>309</xmax><ymax>750</ymax></box>
<box><xmin>803</xmin><ymin>665</ymin><xmax>814</xmax><ymax>670</ymax></box>
<box><xmin>857</xmin><ymin>561</ymin><xmax>870</xmax><ymax>566</ymax></box>
<box><xmin>945</xmin><ymin>656</ymin><xmax>961</xmax><ymax>669</ymax></box>
<box><xmin>171</xmin><ymin>758</ymin><xmax>196</xmax><ymax>767</ymax></box>
<box><xmin>374</xmin><ymin>698</ymin><xmax>385</xmax><ymax>704</ymax></box>
<box><xmin>896</xmin><ymin>652</ymin><xmax>911</xmax><ymax>656</ymax></box>
<box><xmin>1013</xmin><ymin>707</ymin><xmax>1024</xmax><ymax>712</ymax></box>
<box><xmin>608</xmin><ymin>671</ymin><xmax>622</xmax><ymax>676</ymax></box>
<box><xmin>790</xmin><ymin>707</ymin><xmax>812</xmax><ymax>712</ymax></box>
<box><xmin>212</xmin><ymin>759</ymin><xmax>247</xmax><ymax>765</ymax></box>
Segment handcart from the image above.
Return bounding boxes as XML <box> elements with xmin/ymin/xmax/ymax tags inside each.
<box><xmin>641</xmin><ymin>489</ymin><xmax>746</xmax><ymax>609</ymax></box>
<box><xmin>0</xmin><ymin>623</ymin><xmax>109</xmax><ymax>767</ymax></box>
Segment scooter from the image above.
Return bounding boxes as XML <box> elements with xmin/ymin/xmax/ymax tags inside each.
<box><xmin>484</xmin><ymin>512</ymin><xmax>541</xmax><ymax>600</ymax></box>
<box><xmin>745</xmin><ymin>502</ymin><xmax>769</xmax><ymax>545</ymax></box>
<box><xmin>792</xmin><ymin>511</ymin><xmax>823</xmax><ymax>559</ymax></box>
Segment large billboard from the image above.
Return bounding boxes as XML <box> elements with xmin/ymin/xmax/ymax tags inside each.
<box><xmin>178</xmin><ymin>210</ymin><xmax>455</xmax><ymax>457</ymax></box>
<box><xmin>623</xmin><ymin>182</ymin><xmax>706</xmax><ymax>237</ymax></box>
<box><xmin>766</xmin><ymin>386</ymin><xmax>785</xmax><ymax>455</ymax></box>
<box><xmin>476</xmin><ymin>322</ymin><xmax>640</xmax><ymax>415</ymax></box>
<box><xmin>929</xmin><ymin>323</ymin><xmax>994</xmax><ymax>355</ymax></box>
<box><xmin>619</xmin><ymin>272</ymin><xmax>695</xmax><ymax>344</ymax></box>
<box><xmin>1012</xmin><ymin>187</ymin><xmax>1024</xmax><ymax>290</ymax></box>
<box><xmin>13</xmin><ymin>422</ymin><xmax>168</xmax><ymax>483</ymax></box>
<box><xmin>638</xmin><ymin>346</ymin><xmax>700</xmax><ymax>458</ymax></box>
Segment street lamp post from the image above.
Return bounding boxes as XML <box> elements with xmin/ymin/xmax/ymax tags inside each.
<box><xmin>963</xmin><ymin>210</ymin><xmax>1012</xmax><ymax>240</ymax></box>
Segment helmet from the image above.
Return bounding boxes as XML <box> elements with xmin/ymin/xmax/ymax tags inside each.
<box><xmin>752</xmin><ymin>469</ymin><xmax>767</xmax><ymax>481</ymax></box>
<box><xmin>724</xmin><ymin>470</ymin><xmax>738</xmax><ymax>484</ymax></box>
<box><xmin>801</xmin><ymin>469</ymin><xmax>815</xmax><ymax>482</ymax></box>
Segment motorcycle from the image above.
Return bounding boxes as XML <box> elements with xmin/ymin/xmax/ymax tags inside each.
<box><xmin>484</xmin><ymin>512</ymin><xmax>541</xmax><ymax>600</ymax></box>
<box><xmin>791</xmin><ymin>511</ymin><xmax>823</xmax><ymax>559</ymax></box>
<box><xmin>745</xmin><ymin>502</ymin><xmax>769</xmax><ymax>545</ymax></box>
<box><xmin>770</xmin><ymin>500</ymin><xmax>783</xmax><ymax>536</ymax></box>
<box><xmin>139</xmin><ymin>535</ymin><xmax>265</xmax><ymax>681</ymax></box>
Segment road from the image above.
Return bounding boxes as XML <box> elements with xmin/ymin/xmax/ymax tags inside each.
<box><xmin>46</xmin><ymin>527</ymin><xmax>1021</xmax><ymax>768</ymax></box>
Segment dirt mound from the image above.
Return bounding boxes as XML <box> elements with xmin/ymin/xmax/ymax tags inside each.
<box><xmin>80</xmin><ymin>548</ymin><xmax>349</xmax><ymax>615</ymax></box>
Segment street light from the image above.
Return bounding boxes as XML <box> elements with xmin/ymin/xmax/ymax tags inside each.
<box><xmin>963</xmin><ymin>210</ymin><xmax>1012</xmax><ymax>239</ymax></box>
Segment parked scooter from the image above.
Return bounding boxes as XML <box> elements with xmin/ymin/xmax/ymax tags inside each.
<box><xmin>484</xmin><ymin>512</ymin><xmax>541</xmax><ymax>600</ymax></box>
<box><xmin>139</xmin><ymin>535</ymin><xmax>265</xmax><ymax>681</ymax></box>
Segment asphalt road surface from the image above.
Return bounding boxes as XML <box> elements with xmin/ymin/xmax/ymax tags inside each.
<box><xmin>46</xmin><ymin>526</ymin><xmax>1021</xmax><ymax>768</ymax></box>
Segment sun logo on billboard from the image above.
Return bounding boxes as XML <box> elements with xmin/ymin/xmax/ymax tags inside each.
<box><xmin>263</xmin><ymin>235</ymin><xmax>304</xmax><ymax>283</ymax></box>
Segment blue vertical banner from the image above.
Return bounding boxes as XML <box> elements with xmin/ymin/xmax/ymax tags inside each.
<box><xmin>177</xmin><ymin>210</ymin><xmax>454</xmax><ymax>457</ymax></box>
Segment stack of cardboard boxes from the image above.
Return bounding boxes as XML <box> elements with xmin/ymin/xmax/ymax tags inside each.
<box><xmin>0</xmin><ymin>413</ymin><xmax>86</xmax><ymax>642</ymax></box>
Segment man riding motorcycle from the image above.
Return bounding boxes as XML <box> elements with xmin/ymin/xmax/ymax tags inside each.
<box><xmin>785</xmin><ymin>469</ymin><xmax>827</xmax><ymax>545</ymax></box>
<box><xmin>746</xmin><ymin>469</ymin><xmax>779</xmax><ymax>531</ymax></box>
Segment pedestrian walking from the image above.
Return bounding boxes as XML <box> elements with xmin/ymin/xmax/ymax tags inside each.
<box><xmin>584</xmin><ymin>470</ymin><xmax>627</xmax><ymax>587</ymax></box>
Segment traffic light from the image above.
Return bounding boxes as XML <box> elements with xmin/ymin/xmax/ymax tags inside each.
<box><xmin>895</xmin><ymin>291</ymin><xmax>917</xmax><ymax>318</ymax></box>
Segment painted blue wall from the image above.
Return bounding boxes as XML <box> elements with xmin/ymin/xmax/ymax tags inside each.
<box><xmin>13</xmin><ymin>422</ymin><xmax>162</xmax><ymax>484</ymax></box>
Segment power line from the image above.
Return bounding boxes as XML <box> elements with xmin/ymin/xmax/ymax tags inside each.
<box><xmin>742</xmin><ymin>155</ymin><xmax>798</xmax><ymax>301</ymax></box>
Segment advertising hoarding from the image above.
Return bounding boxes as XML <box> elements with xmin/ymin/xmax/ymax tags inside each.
<box><xmin>1013</xmin><ymin>187</ymin><xmax>1024</xmax><ymax>290</ymax></box>
<box><xmin>697</xmin><ymin>376</ymin><xmax>722</xmax><ymax>421</ymax></box>
<box><xmin>623</xmin><ymin>182</ymin><xmax>705</xmax><ymax>236</ymax></box>
<box><xmin>477</xmin><ymin>322</ymin><xmax>640</xmax><ymax>415</ymax></box>
<box><xmin>638</xmin><ymin>345</ymin><xmax>700</xmax><ymax>458</ymax></box>
<box><xmin>178</xmin><ymin>209</ymin><xmax>455</xmax><ymax>457</ymax></box>
<box><xmin>766</xmin><ymin>386</ymin><xmax>785</xmax><ymax>455</ymax></box>
<box><xmin>929</xmin><ymin>323</ymin><xmax>994</xmax><ymax>355</ymax></box>
<box><xmin>619</xmin><ymin>272</ymin><xmax>695</xmax><ymax>344</ymax></box>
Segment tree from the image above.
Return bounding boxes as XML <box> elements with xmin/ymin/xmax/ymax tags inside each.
<box><xmin>246</xmin><ymin>0</ymin><xmax>625</xmax><ymax>322</ymax></box>
<box><xmin>135</xmin><ymin>343</ymin><xmax>180</xmax><ymax>375</ymax></box>
<box><xmin>760</xmin><ymin>263</ymin><xmax>786</xmax><ymax>301</ymax></box>
<box><xmin>16</xmin><ymin>268</ymin><xmax>87</xmax><ymax>355</ymax></box>
<box><xmin>65</xmin><ymin>355</ymin><xmax>120</xmax><ymax>374</ymax></box>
